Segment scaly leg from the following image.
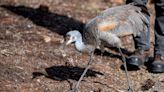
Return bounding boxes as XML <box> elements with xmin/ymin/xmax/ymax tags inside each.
<box><xmin>118</xmin><ymin>47</ymin><xmax>134</xmax><ymax>92</ymax></box>
<box><xmin>69</xmin><ymin>51</ymin><xmax>94</xmax><ymax>92</ymax></box>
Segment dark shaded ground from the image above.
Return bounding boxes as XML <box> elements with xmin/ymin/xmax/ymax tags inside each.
<box><xmin>1</xmin><ymin>5</ymin><xmax>84</xmax><ymax>35</ymax></box>
<box><xmin>0</xmin><ymin>0</ymin><xmax>163</xmax><ymax>92</ymax></box>
<box><xmin>32</xmin><ymin>65</ymin><xmax>104</xmax><ymax>81</ymax></box>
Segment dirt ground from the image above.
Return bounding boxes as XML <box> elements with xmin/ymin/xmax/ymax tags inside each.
<box><xmin>0</xmin><ymin>0</ymin><xmax>163</xmax><ymax>92</ymax></box>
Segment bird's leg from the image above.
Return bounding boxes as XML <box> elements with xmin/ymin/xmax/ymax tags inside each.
<box><xmin>118</xmin><ymin>47</ymin><xmax>134</xmax><ymax>92</ymax></box>
<box><xmin>71</xmin><ymin>51</ymin><xmax>94</xmax><ymax>92</ymax></box>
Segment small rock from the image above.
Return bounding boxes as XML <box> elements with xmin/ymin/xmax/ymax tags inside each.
<box><xmin>43</xmin><ymin>35</ymin><xmax>51</xmax><ymax>43</ymax></box>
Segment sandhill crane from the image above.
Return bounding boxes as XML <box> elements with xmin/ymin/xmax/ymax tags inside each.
<box><xmin>63</xmin><ymin>3</ymin><xmax>149</xmax><ymax>92</ymax></box>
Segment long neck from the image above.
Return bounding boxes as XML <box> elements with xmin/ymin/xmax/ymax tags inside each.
<box><xmin>75</xmin><ymin>36</ymin><xmax>87</xmax><ymax>52</ymax></box>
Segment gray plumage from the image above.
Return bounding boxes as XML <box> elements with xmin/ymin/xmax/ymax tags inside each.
<box><xmin>66</xmin><ymin>3</ymin><xmax>149</xmax><ymax>53</ymax></box>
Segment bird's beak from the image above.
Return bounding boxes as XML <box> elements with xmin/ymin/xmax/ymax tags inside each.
<box><xmin>66</xmin><ymin>39</ymin><xmax>73</xmax><ymax>45</ymax></box>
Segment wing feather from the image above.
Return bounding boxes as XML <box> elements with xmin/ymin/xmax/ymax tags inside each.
<box><xmin>95</xmin><ymin>4</ymin><xmax>149</xmax><ymax>37</ymax></box>
<box><xmin>84</xmin><ymin>3</ymin><xmax>149</xmax><ymax>46</ymax></box>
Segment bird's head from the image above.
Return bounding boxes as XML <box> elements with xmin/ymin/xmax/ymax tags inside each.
<box><xmin>60</xmin><ymin>30</ymin><xmax>82</xmax><ymax>50</ymax></box>
<box><xmin>65</xmin><ymin>30</ymin><xmax>82</xmax><ymax>45</ymax></box>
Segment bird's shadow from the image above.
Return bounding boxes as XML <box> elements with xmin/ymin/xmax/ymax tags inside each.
<box><xmin>94</xmin><ymin>47</ymin><xmax>133</xmax><ymax>60</ymax></box>
<box><xmin>94</xmin><ymin>48</ymin><xmax>144</xmax><ymax>71</ymax></box>
<box><xmin>0</xmin><ymin>4</ymin><xmax>84</xmax><ymax>35</ymax></box>
<box><xmin>94</xmin><ymin>48</ymin><xmax>142</xmax><ymax>71</ymax></box>
<box><xmin>32</xmin><ymin>65</ymin><xmax>104</xmax><ymax>81</ymax></box>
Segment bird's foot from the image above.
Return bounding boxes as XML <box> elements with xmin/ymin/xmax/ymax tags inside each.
<box><xmin>127</xmin><ymin>87</ymin><xmax>134</xmax><ymax>92</ymax></box>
